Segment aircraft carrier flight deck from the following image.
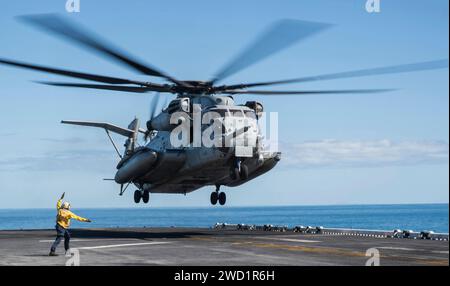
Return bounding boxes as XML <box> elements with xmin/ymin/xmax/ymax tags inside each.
<box><xmin>0</xmin><ymin>226</ymin><xmax>448</xmax><ymax>266</ymax></box>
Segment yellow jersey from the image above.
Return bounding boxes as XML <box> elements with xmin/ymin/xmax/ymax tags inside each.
<box><xmin>56</xmin><ymin>199</ymin><xmax>89</xmax><ymax>229</ymax></box>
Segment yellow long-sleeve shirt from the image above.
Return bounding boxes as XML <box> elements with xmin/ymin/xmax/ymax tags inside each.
<box><xmin>56</xmin><ymin>199</ymin><xmax>89</xmax><ymax>229</ymax></box>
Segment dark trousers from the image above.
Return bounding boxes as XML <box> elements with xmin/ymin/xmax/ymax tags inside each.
<box><xmin>50</xmin><ymin>224</ymin><xmax>70</xmax><ymax>252</ymax></box>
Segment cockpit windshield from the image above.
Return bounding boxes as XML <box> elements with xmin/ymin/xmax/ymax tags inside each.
<box><xmin>206</xmin><ymin>108</ymin><xmax>256</xmax><ymax>119</ymax></box>
<box><xmin>207</xmin><ymin>109</ymin><xmax>229</xmax><ymax>117</ymax></box>
<box><xmin>229</xmin><ymin>110</ymin><xmax>244</xmax><ymax>117</ymax></box>
<box><xmin>244</xmin><ymin>110</ymin><xmax>257</xmax><ymax>119</ymax></box>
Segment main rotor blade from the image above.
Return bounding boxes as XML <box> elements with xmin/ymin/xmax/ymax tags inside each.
<box><xmin>149</xmin><ymin>92</ymin><xmax>161</xmax><ymax>119</ymax></box>
<box><xmin>18</xmin><ymin>14</ymin><xmax>188</xmax><ymax>87</ymax></box>
<box><xmin>223</xmin><ymin>88</ymin><xmax>395</xmax><ymax>95</ymax></box>
<box><xmin>223</xmin><ymin>59</ymin><xmax>449</xmax><ymax>89</ymax></box>
<box><xmin>162</xmin><ymin>96</ymin><xmax>169</xmax><ymax>111</ymax></box>
<box><xmin>0</xmin><ymin>57</ymin><xmax>149</xmax><ymax>85</ymax></box>
<box><xmin>37</xmin><ymin>81</ymin><xmax>172</xmax><ymax>93</ymax></box>
<box><xmin>144</xmin><ymin>92</ymin><xmax>162</xmax><ymax>140</ymax></box>
<box><xmin>210</xmin><ymin>19</ymin><xmax>331</xmax><ymax>84</ymax></box>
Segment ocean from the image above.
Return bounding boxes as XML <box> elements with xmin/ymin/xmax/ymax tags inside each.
<box><xmin>0</xmin><ymin>204</ymin><xmax>448</xmax><ymax>233</ymax></box>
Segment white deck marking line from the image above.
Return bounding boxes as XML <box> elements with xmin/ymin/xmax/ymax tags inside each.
<box><xmin>257</xmin><ymin>237</ymin><xmax>321</xmax><ymax>243</ymax></box>
<box><xmin>432</xmin><ymin>250</ymin><xmax>449</xmax><ymax>254</ymax></box>
<box><xmin>377</xmin><ymin>247</ymin><xmax>419</xmax><ymax>251</ymax></box>
<box><xmin>77</xmin><ymin>241</ymin><xmax>171</xmax><ymax>250</ymax></box>
<box><xmin>39</xmin><ymin>238</ymin><xmax>140</xmax><ymax>243</ymax></box>
<box><xmin>274</xmin><ymin>238</ymin><xmax>321</xmax><ymax>243</ymax></box>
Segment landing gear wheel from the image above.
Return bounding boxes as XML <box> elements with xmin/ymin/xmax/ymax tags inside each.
<box><xmin>230</xmin><ymin>167</ymin><xmax>240</xmax><ymax>180</ymax></box>
<box><xmin>134</xmin><ymin>190</ymin><xmax>141</xmax><ymax>204</ymax></box>
<box><xmin>142</xmin><ymin>190</ymin><xmax>150</xmax><ymax>204</ymax></box>
<box><xmin>210</xmin><ymin>192</ymin><xmax>218</xmax><ymax>205</ymax></box>
<box><xmin>240</xmin><ymin>165</ymin><xmax>249</xmax><ymax>180</ymax></box>
<box><xmin>218</xmin><ymin>192</ymin><xmax>226</xmax><ymax>205</ymax></box>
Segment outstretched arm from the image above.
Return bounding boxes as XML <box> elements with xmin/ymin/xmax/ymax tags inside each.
<box><xmin>69</xmin><ymin>211</ymin><xmax>91</xmax><ymax>223</ymax></box>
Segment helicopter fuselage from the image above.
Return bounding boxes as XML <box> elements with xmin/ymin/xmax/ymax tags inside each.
<box><xmin>116</xmin><ymin>94</ymin><xmax>281</xmax><ymax>195</ymax></box>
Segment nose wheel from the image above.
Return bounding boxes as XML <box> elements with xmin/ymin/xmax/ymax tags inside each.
<box><xmin>142</xmin><ymin>190</ymin><xmax>150</xmax><ymax>204</ymax></box>
<box><xmin>218</xmin><ymin>192</ymin><xmax>226</xmax><ymax>205</ymax></box>
<box><xmin>134</xmin><ymin>189</ymin><xmax>150</xmax><ymax>204</ymax></box>
<box><xmin>210</xmin><ymin>191</ymin><xmax>218</xmax><ymax>205</ymax></box>
<box><xmin>134</xmin><ymin>190</ymin><xmax>141</xmax><ymax>203</ymax></box>
<box><xmin>210</xmin><ymin>185</ymin><xmax>226</xmax><ymax>206</ymax></box>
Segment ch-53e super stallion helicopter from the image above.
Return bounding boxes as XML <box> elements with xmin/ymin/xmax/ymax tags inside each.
<box><xmin>0</xmin><ymin>15</ymin><xmax>448</xmax><ymax>205</ymax></box>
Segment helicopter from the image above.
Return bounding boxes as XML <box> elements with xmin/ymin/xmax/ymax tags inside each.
<box><xmin>0</xmin><ymin>15</ymin><xmax>448</xmax><ymax>205</ymax></box>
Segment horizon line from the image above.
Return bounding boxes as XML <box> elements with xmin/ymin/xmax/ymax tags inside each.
<box><xmin>0</xmin><ymin>202</ymin><xmax>448</xmax><ymax>211</ymax></box>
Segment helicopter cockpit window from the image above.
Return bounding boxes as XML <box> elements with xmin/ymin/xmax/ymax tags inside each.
<box><xmin>167</xmin><ymin>98</ymin><xmax>190</xmax><ymax>114</ymax></box>
<box><xmin>230</xmin><ymin>110</ymin><xmax>244</xmax><ymax>117</ymax></box>
<box><xmin>207</xmin><ymin>108</ymin><xmax>230</xmax><ymax>118</ymax></box>
<box><xmin>167</xmin><ymin>100</ymin><xmax>179</xmax><ymax>114</ymax></box>
<box><xmin>244</xmin><ymin>110</ymin><xmax>257</xmax><ymax>119</ymax></box>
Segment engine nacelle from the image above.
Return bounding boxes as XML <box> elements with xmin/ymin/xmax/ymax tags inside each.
<box><xmin>147</xmin><ymin>97</ymin><xmax>190</xmax><ymax>131</ymax></box>
<box><xmin>114</xmin><ymin>149</ymin><xmax>158</xmax><ymax>184</ymax></box>
<box><xmin>147</xmin><ymin>112</ymin><xmax>172</xmax><ymax>131</ymax></box>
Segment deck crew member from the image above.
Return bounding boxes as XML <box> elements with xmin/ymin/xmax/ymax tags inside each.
<box><xmin>49</xmin><ymin>192</ymin><xmax>91</xmax><ymax>256</ymax></box>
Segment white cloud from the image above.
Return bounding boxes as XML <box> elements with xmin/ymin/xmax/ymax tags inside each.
<box><xmin>1</xmin><ymin>139</ymin><xmax>448</xmax><ymax>172</ymax></box>
<box><xmin>280</xmin><ymin>139</ymin><xmax>449</xmax><ymax>168</ymax></box>
<box><xmin>39</xmin><ymin>137</ymin><xmax>87</xmax><ymax>144</ymax></box>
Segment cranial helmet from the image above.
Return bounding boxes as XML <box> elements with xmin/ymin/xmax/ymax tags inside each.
<box><xmin>62</xmin><ymin>202</ymin><xmax>71</xmax><ymax>210</ymax></box>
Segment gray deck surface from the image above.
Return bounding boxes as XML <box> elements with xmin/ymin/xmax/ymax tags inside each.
<box><xmin>0</xmin><ymin>228</ymin><xmax>447</xmax><ymax>266</ymax></box>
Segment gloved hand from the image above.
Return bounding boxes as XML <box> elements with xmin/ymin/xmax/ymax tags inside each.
<box><xmin>60</xmin><ymin>192</ymin><xmax>65</xmax><ymax>200</ymax></box>
<box><xmin>86</xmin><ymin>219</ymin><xmax>92</xmax><ymax>223</ymax></box>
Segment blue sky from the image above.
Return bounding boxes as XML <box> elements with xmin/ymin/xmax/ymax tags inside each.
<box><xmin>0</xmin><ymin>0</ymin><xmax>448</xmax><ymax>208</ymax></box>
